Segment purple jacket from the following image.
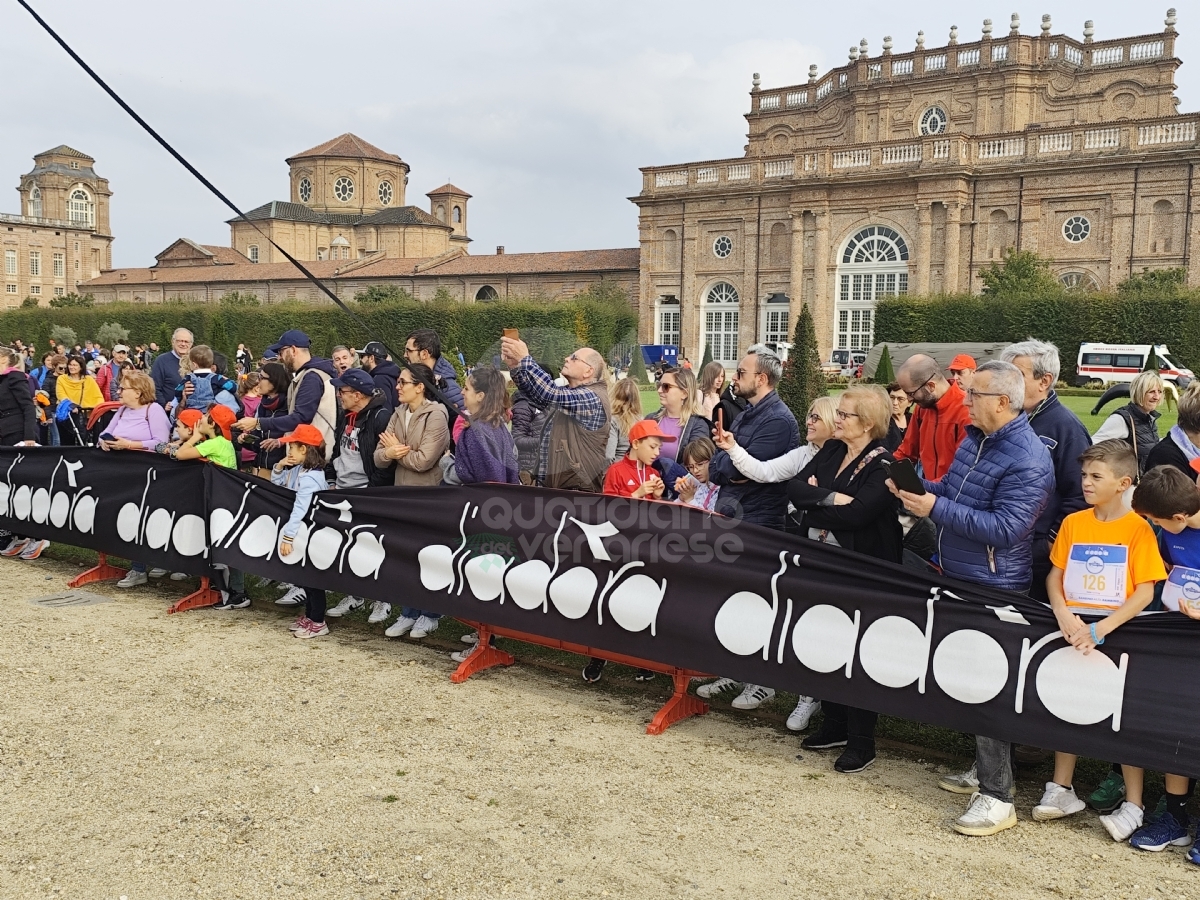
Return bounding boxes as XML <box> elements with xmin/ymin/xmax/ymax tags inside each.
<box><xmin>454</xmin><ymin>419</ymin><xmax>519</xmax><ymax>484</ymax></box>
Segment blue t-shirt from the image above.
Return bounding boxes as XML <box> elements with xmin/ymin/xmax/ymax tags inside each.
<box><xmin>1160</xmin><ymin>525</ymin><xmax>1200</xmax><ymax>569</ymax></box>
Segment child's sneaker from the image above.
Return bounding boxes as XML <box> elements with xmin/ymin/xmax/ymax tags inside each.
<box><xmin>213</xmin><ymin>591</ymin><xmax>250</xmax><ymax>610</ymax></box>
<box><xmin>1187</xmin><ymin>841</ymin><xmax>1200</xmax><ymax>866</ymax></box>
<box><xmin>289</xmin><ymin>616</ymin><xmax>314</xmax><ymax>633</ymax></box>
<box><xmin>1032</xmin><ymin>783</ymin><xmax>1086</xmax><ymax>821</ymax></box>
<box><xmin>1100</xmin><ymin>801</ymin><xmax>1144</xmax><ymax>841</ymax></box>
<box><xmin>325</xmin><ymin>595</ymin><xmax>363</xmax><ymax>618</ymax></box>
<box><xmin>1130</xmin><ymin>811</ymin><xmax>1191</xmax><ymax>851</ymax></box>
<box><xmin>1088</xmin><ymin>771</ymin><xmax>1126</xmax><ymax>813</ymax></box>
<box><xmin>294</xmin><ymin>619</ymin><xmax>329</xmax><ymax>639</ymax></box>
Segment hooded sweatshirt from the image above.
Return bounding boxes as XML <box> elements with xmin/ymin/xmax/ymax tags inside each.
<box><xmin>368</xmin><ymin>359</ymin><xmax>402</xmax><ymax>411</ymax></box>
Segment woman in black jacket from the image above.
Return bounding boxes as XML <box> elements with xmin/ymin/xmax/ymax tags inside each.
<box><xmin>0</xmin><ymin>347</ymin><xmax>45</xmax><ymax>560</ymax></box>
<box><xmin>787</xmin><ymin>383</ymin><xmax>902</xmax><ymax>774</ymax></box>
<box><xmin>510</xmin><ymin>386</ymin><xmax>545</xmax><ymax>485</ymax></box>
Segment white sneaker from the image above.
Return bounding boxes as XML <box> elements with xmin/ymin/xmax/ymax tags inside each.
<box><xmin>731</xmin><ymin>684</ymin><xmax>775</xmax><ymax>710</ymax></box>
<box><xmin>450</xmin><ymin>643</ymin><xmax>481</xmax><ymax>663</ymax></box>
<box><xmin>275</xmin><ymin>585</ymin><xmax>306</xmax><ymax>606</ymax></box>
<box><xmin>326</xmin><ymin>595</ymin><xmax>364</xmax><ymax>618</ymax></box>
<box><xmin>169</xmin><ymin>572</ymin><xmax>189</xmax><ymax>581</ymax></box>
<box><xmin>953</xmin><ymin>792</ymin><xmax>1018</xmax><ymax>836</ymax></box>
<box><xmin>367</xmin><ymin>600</ymin><xmax>392</xmax><ymax>624</ymax></box>
<box><xmin>117</xmin><ymin>570</ymin><xmax>148</xmax><ymax>588</ymax></box>
<box><xmin>148</xmin><ymin>568</ymin><xmax>170</xmax><ymax>578</ymax></box>
<box><xmin>1032</xmin><ymin>783</ymin><xmax>1086</xmax><ymax>821</ymax></box>
<box><xmin>409</xmin><ymin>615</ymin><xmax>440</xmax><ymax>639</ymax></box>
<box><xmin>19</xmin><ymin>539</ymin><xmax>49</xmax><ymax>560</ymax></box>
<box><xmin>939</xmin><ymin>763</ymin><xmax>980</xmax><ymax>794</ymax></box>
<box><xmin>696</xmin><ymin>677</ymin><xmax>741</xmax><ymax>699</ymax></box>
<box><xmin>385</xmin><ymin>616</ymin><xmax>417</xmax><ymax>638</ymax></box>
<box><xmin>461</xmin><ymin>631</ymin><xmax>480</xmax><ymax>644</ymax></box>
<box><xmin>1100</xmin><ymin>801</ymin><xmax>1145</xmax><ymax>841</ymax></box>
<box><xmin>786</xmin><ymin>696</ymin><xmax>821</xmax><ymax>731</ymax></box>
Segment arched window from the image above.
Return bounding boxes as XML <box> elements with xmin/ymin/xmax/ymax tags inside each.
<box><xmin>475</xmin><ymin>285</ymin><xmax>499</xmax><ymax>302</ymax></box>
<box><xmin>1059</xmin><ymin>272</ymin><xmax>1096</xmax><ymax>291</ymax></box>
<box><xmin>68</xmin><ymin>187</ymin><xmax>94</xmax><ymax>228</ymax></box>
<box><xmin>987</xmin><ymin>209</ymin><xmax>1014</xmax><ymax>258</ymax></box>
<box><xmin>836</xmin><ymin>226</ymin><xmax>909</xmax><ymax>351</ymax></box>
<box><xmin>1150</xmin><ymin>199</ymin><xmax>1175</xmax><ymax>254</ymax></box>
<box><xmin>453</xmin><ymin>206</ymin><xmax>462</xmax><ymax>224</ymax></box>
<box><xmin>703</xmin><ymin>282</ymin><xmax>740</xmax><ymax>365</ymax></box>
<box><xmin>28</xmin><ymin>185</ymin><xmax>41</xmax><ymax>218</ymax></box>
<box><xmin>436</xmin><ymin>204</ymin><xmax>446</xmax><ymax>223</ymax></box>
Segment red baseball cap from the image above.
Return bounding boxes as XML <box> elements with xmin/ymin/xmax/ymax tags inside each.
<box><xmin>177</xmin><ymin>409</ymin><xmax>203</xmax><ymax>429</ymax></box>
<box><xmin>207</xmin><ymin>404</ymin><xmax>236</xmax><ymax>440</ymax></box>
<box><xmin>948</xmin><ymin>354</ymin><xmax>977</xmax><ymax>372</ymax></box>
<box><xmin>279</xmin><ymin>423</ymin><xmax>325</xmax><ymax>447</ymax></box>
<box><xmin>628</xmin><ymin>419</ymin><xmax>677</xmax><ymax>444</ymax></box>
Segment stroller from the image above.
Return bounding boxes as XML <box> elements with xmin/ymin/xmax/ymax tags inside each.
<box><xmin>55</xmin><ymin>399</ymin><xmax>121</xmax><ymax>447</ymax></box>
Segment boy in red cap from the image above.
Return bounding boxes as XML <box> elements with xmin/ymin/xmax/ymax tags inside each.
<box><xmin>602</xmin><ymin>419</ymin><xmax>688</xmax><ymax>499</ymax></box>
<box><xmin>172</xmin><ymin>405</ymin><xmax>238</xmax><ymax>469</ymax></box>
<box><xmin>948</xmin><ymin>354</ymin><xmax>977</xmax><ymax>392</ymax></box>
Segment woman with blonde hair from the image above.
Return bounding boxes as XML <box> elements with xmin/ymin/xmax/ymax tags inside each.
<box><xmin>646</xmin><ymin>365</ymin><xmax>709</xmax><ymax>462</ymax></box>
<box><xmin>607</xmin><ymin>377</ymin><xmax>643</xmax><ymax>463</ymax></box>
<box><xmin>698</xmin><ymin>362</ymin><xmax>726</xmax><ymax>419</ymax></box>
<box><xmin>1145</xmin><ymin>379</ymin><xmax>1200</xmax><ymax>478</ymax></box>
<box><xmin>1092</xmin><ymin>370</ymin><xmax>1165</xmax><ymax>474</ymax></box>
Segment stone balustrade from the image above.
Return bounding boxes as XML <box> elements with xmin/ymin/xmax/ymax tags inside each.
<box><xmin>640</xmin><ymin>116</ymin><xmax>1200</xmax><ymax>194</ymax></box>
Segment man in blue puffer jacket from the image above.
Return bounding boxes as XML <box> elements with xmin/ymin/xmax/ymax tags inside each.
<box><xmin>893</xmin><ymin>360</ymin><xmax>1054</xmax><ymax>838</ymax></box>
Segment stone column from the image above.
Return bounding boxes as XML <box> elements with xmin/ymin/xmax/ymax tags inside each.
<box><xmin>789</xmin><ymin>212</ymin><xmax>805</xmax><ymax>340</ymax></box>
<box><xmin>915</xmin><ymin>202</ymin><xmax>933</xmax><ymax>295</ymax></box>
<box><xmin>813</xmin><ymin>205</ymin><xmax>833</xmax><ymax>357</ymax></box>
<box><xmin>944</xmin><ymin>202</ymin><xmax>962</xmax><ymax>293</ymax></box>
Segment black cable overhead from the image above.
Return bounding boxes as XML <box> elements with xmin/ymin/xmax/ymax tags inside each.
<box><xmin>16</xmin><ymin>0</ymin><xmax>459</xmax><ymax>414</ymax></box>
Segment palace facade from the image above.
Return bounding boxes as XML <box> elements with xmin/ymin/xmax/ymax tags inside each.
<box><xmin>632</xmin><ymin>10</ymin><xmax>1200</xmax><ymax>361</ymax></box>
<box><xmin>2</xmin><ymin>146</ymin><xmax>113</xmax><ymax>308</ymax></box>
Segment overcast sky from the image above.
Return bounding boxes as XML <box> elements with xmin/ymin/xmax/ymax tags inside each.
<box><xmin>2</xmin><ymin>2</ymin><xmax>1193</xmax><ymax>268</ymax></box>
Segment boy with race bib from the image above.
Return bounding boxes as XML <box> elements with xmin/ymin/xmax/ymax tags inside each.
<box><xmin>1120</xmin><ymin>465</ymin><xmax>1200</xmax><ymax>863</ymax></box>
<box><xmin>1036</xmin><ymin>440</ymin><xmax>1167</xmax><ymax>839</ymax></box>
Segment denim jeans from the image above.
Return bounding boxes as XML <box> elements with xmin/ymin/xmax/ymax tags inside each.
<box><xmin>976</xmin><ymin>735</ymin><xmax>1014</xmax><ymax>802</ymax></box>
<box><xmin>401</xmin><ymin>607</ymin><xmax>440</xmax><ymax>620</ymax></box>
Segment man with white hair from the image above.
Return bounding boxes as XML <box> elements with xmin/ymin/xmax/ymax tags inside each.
<box><xmin>151</xmin><ymin>327</ymin><xmax>194</xmax><ymax>407</ymax></box>
<box><xmin>892</xmin><ymin>360</ymin><xmax>1055</xmax><ymax>836</ymax></box>
<box><xmin>1000</xmin><ymin>339</ymin><xmax>1091</xmax><ymax>603</ymax></box>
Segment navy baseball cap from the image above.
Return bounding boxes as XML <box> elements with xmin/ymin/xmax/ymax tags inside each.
<box><xmin>266</xmin><ymin>329</ymin><xmax>311</xmax><ymax>354</ymax></box>
<box><xmin>361</xmin><ymin>341</ymin><xmax>388</xmax><ymax>359</ymax></box>
<box><xmin>331</xmin><ymin>369</ymin><xmax>375</xmax><ymax>394</ymax></box>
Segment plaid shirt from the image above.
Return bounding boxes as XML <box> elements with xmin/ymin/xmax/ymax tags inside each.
<box><xmin>511</xmin><ymin>356</ymin><xmax>608</xmax><ymax>485</ymax></box>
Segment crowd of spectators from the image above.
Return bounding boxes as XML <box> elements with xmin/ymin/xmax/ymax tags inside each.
<box><xmin>3</xmin><ymin>326</ymin><xmax>1200</xmax><ymax>863</ymax></box>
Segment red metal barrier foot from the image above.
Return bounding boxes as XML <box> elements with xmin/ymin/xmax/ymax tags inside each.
<box><xmin>646</xmin><ymin>672</ymin><xmax>709</xmax><ymax>735</ymax></box>
<box><xmin>450</xmin><ymin>629</ymin><xmax>515</xmax><ymax>683</ymax></box>
<box><xmin>168</xmin><ymin>577</ymin><xmax>222</xmax><ymax>614</ymax></box>
<box><xmin>67</xmin><ymin>552</ymin><xmax>128</xmax><ymax>588</ymax></box>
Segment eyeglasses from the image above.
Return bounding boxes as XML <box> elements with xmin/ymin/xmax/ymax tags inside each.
<box><xmin>398</xmin><ymin>378</ymin><xmax>417</xmax><ymax>387</ymax></box>
<box><xmin>735</xmin><ymin>368</ymin><xmax>760</xmax><ymax>379</ymax></box>
<box><xmin>965</xmin><ymin>389</ymin><xmax>1007</xmax><ymax>401</ymax></box>
<box><xmin>834</xmin><ymin>409</ymin><xmax>860</xmax><ymax>421</ymax></box>
<box><xmin>119</xmin><ymin>385</ymin><xmax>137</xmax><ymax>392</ymax></box>
<box><xmin>685</xmin><ymin>460</ymin><xmax>709</xmax><ymax>472</ymax></box>
<box><xmin>656</xmin><ymin>382</ymin><xmax>678</xmax><ymax>392</ymax></box>
<box><xmin>805</xmin><ymin>413</ymin><xmax>822</xmax><ymax>424</ymax></box>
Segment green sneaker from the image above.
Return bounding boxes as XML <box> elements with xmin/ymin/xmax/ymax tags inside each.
<box><xmin>1088</xmin><ymin>771</ymin><xmax>1126</xmax><ymax>813</ymax></box>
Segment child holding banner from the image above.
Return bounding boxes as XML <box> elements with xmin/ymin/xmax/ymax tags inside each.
<box><xmin>274</xmin><ymin>424</ymin><xmax>330</xmax><ymax>639</ymax></box>
<box><xmin>1122</xmin><ymin>465</ymin><xmax>1200</xmax><ymax>860</ymax></box>
<box><xmin>1035</xmin><ymin>440</ymin><xmax>1166</xmax><ymax>839</ymax></box>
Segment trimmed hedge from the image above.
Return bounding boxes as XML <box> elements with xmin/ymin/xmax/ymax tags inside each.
<box><xmin>875</xmin><ymin>294</ymin><xmax>1200</xmax><ymax>371</ymax></box>
<box><xmin>0</xmin><ymin>296</ymin><xmax>638</xmax><ymax>371</ymax></box>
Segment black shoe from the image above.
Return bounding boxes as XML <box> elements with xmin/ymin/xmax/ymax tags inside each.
<box><xmin>801</xmin><ymin>725</ymin><xmax>848</xmax><ymax>750</ymax></box>
<box><xmin>834</xmin><ymin>747</ymin><xmax>876</xmax><ymax>773</ymax></box>
<box><xmin>582</xmin><ymin>658</ymin><xmax>607</xmax><ymax>683</ymax></box>
<box><xmin>634</xmin><ymin>669</ymin><xmax>654</xmax><ymax>682</ymax></box>
<box><xmin>213</xmin><ymin>592</ymin><xmax>251</xmax><ymax>610</ymax></box>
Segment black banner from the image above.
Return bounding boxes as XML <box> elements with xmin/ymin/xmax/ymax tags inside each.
<box><xmin>4</xmin><ymin>447</ymin><xmax>1200</xmax><ymax>778</ymax></box>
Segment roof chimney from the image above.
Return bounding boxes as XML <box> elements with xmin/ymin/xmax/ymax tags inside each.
<box><xmin>496</xmin><ymin>246</ymin><xmax>505</xmax><ymax>255</ymax></box>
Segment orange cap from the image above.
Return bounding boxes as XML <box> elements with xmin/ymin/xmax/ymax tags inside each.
<box><xmin>948</xmin><ymin>354</ymin><xmax>977</xmax><ymax>372</ymax></box>
<box><xmin>628</xmin><ymin>419</ymin><xmax>677</xmax><ymax>444</ymax></box>
<box><xmin>279</xmin><ymin>423</ymin><xmax>325</xmax><ymax>447</ymax></box>
<box><xmin>177</xmin><ymin>409</ymin><xmax>203</xmax><ymax>429</ymax></box>
<box><xmin>207</xmin><ymin>404</ymin><xmax>236</xmax><ymax>440</ymax></box>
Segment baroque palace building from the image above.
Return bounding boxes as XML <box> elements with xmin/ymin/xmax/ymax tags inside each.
<box><xmin>77</xmin><ymin>133</ymin><xmax>638</xmax><ymax>307</ymax></box>
<box><xmin>633</xmin><ymin>9</ymin><xmax>1200</xmax><ymax>362</ymax></box>
<box><xmin>2</xmin><ymin>146</ymin><xmax>113</xmax><ymax>308</ymax></box>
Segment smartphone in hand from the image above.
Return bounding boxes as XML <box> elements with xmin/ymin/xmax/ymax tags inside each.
<box><xmin>881</xmin><ymin>458</ymin><xmax>926</xmax><ymax>495</ymax></box>
<box><xmin>502</xmin><ymin>328</ymin><xmax>519</xmax><ymax>340</ymax></box>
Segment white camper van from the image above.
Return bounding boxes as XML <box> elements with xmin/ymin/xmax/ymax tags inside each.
<box><xmin>1074</xmin><ymin>343</ymin><xmax>1194</xmax><ymax>388</ymax></box>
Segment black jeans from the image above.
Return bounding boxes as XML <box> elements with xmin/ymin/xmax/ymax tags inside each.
<box><xmin>822</xmin><ymin>702</ymin><xmax>878</xmax><ymax>753</ymax></box>
<box><xmin>305</xmin><ymin>587</ymin><xmax>327</xmax><ymax>624</ymax></box>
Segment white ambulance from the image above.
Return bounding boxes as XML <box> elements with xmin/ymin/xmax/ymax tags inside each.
<box><xmin>1074</xmin><ymin>343</ymin><xmax>1193</xmax><ymax>387</ymax></box>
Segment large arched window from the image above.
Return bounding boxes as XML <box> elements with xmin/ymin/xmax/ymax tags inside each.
<box><xmin>27</xmin><ymin>185</ymin><xmax>41</xmax><ymax>218</ymax></box>
<box><xmin>835</xmin><ymin>226</ymin><xmax>910</xmax><ymax>351</ymax></box>
<box><xmin>475</xmin><ymin>285</ymin><xmax>499</xmax><ymax>302</ymax></box>
<box><xmin>68</xmin><ymin>187</ymin><xmax>94</xmax><ymax>228</ymax></box>
<box><xmin>703</xmin><ymin>282</ymin><xmax>740</xmax><ymax>365</ymax></box>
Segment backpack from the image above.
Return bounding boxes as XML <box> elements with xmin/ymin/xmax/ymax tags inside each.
<box><xmin>183</xmin><ymin>372</ymin><xmax>242</xmax><ymax>415</ymax></box>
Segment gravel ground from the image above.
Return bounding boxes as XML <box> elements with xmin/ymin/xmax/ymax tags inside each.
<box><xmin>1</xmin><ymin>556</ymin><xmax>1196</xmax><ymax>900</ymax></box>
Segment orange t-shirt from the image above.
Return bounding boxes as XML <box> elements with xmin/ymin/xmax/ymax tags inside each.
<box><xmin>1049</xmin><ymin>508</ymin><xmax>1167</xmax><ymax>613</ymax></box>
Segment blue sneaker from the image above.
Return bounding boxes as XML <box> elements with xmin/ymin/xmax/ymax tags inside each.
<box><xmin>1130</xmin><ymin>811</ymin><xmax>1191</xmax><ymax>851</ymax></box>
<box><xmin>1188</xmin><ymin>841</ymin><xmax>1200</xmax><ymax>865</ymax></box>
